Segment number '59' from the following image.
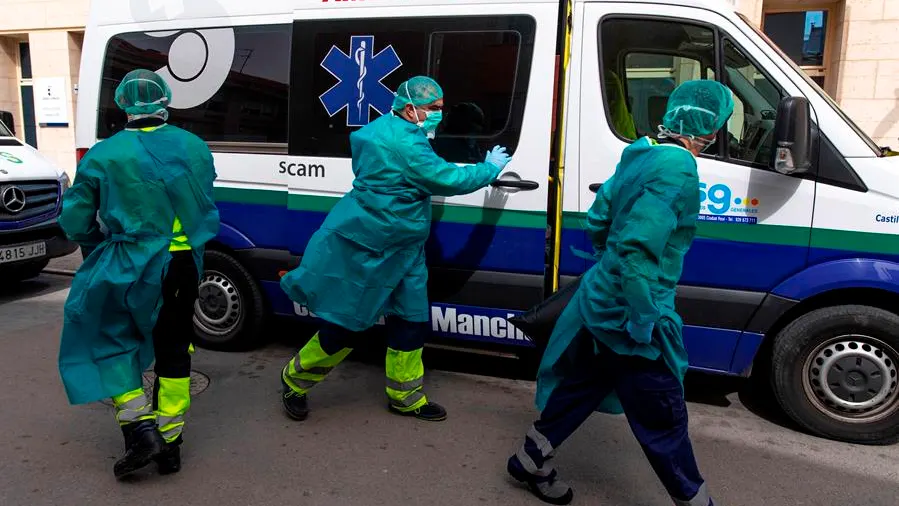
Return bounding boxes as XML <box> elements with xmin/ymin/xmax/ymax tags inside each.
<box><xmin>698</xmin><ymin>182</ymin><xmax>732</xmax><ymax>215</ymax></box>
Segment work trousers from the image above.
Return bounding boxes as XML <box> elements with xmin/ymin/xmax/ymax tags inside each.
<box><xmin>515</xmin><ymin>329</ymin><xmax>712</xmax><ymax>506</ymax></box>
<box><xmin>283</xmin><ymin>317</ymin><xmax>429</xmax><ymax>412</ymax></box>
<box><xmin>113</xmin><ymin>251</ymin><xmax>198</xmax><ymax>443</ymax></box>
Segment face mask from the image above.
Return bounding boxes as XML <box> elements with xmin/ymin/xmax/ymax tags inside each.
<box><xmin>415</xmin><ymin>109</ymin><xmax>443</xmax><ymax>139</ymax></box>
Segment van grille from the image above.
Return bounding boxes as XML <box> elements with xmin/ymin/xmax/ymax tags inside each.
<box><xmin>0</xmin><ymin>180</ymin><xmax>60</xmax><ymax>222</ymax></box>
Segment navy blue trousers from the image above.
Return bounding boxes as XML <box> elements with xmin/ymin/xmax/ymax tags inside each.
<box><xmin>519</xmin><ymin>329</ymin><xmax>711</xmax><ymax>505</ymax></box>
<box><xmin>316</xmin><ymin>317</ymin><xmax>428</xmax><ymax>355</ymax></box>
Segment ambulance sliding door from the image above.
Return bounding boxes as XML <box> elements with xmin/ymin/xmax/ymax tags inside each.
<box><xmin>287</xmin><ymin>2</ymin><xmax>560</xmax><ymax>347</ymax></box>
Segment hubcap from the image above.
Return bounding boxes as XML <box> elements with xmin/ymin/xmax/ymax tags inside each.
<box><xmin>803</xmin><ymin>335</ymin><xmax>899</xmax><ymax>423</ymax></box>
<box><xmin>193</xmin><ymin>270</ymin><xmax>242</xmax><ymax>338</ymax></box>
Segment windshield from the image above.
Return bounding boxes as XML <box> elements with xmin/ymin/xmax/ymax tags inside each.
<box><xmin>737</xmin><ymin>13</ymin><xmax>882</xmax><ymax>156</ymax></box>
<box><xmin>0</xmin><ymin>119</ymin><xmax>13</xmax><ymax>137</ymax></box>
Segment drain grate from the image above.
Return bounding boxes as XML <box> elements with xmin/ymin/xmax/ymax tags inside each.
<box><xmin>99</xmin><ymin>370</ymin><xmax>210</xmax><ymax>407</ymax></box>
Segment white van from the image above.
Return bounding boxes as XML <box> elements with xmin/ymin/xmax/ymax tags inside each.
<box><xmin>77</xmin><ymin>0</ymin><xmax>899</xmax><ymax>445</ymax></box>
<box><xmin>0</xmin><ymin>115</ymin><xmax>76</xmax><ymax>281</ymax></box>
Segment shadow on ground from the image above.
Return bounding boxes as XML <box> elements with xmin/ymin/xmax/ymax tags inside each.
<box><xmin>264</xmin><ymin>316</ymin><xmax>801</xmax><ymax>435</ymax></box>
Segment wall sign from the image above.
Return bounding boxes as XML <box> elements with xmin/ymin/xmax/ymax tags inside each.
<box><xmin>34</xmin><ymin>77</ymin><xmax>69</xmax><ymax>126</ymax></box>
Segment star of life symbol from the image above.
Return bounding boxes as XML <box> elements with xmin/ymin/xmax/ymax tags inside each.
<box><xmin>320</xmin><ymin>35</ymin><xmax>403</xmax><ymax>127</ymax></box>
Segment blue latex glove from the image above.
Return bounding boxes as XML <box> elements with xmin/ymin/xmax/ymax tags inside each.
<box><xmin>485</xmin><ymin>145</ymin><xmax>511</xmax><ymax>170</ymax></box>
<box><xmin>626</xmin><ymin>320</ymin><xmax>655</xmax><ymax>344</ymax></box>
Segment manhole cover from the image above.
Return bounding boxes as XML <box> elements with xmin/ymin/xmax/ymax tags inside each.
<box><xmin>99</xmin><ymin>371</ymin><xmax>210</xmax><ymax>406</ymax></box>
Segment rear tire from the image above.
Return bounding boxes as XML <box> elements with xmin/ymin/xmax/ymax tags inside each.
<box><xmin>192</xmin><ymin>250</ymin><xmax>266</xmax><ymax>351</ymax></box>
<box><xmin>771</xmin><ymin>305</ymin><xmax>899</xmax><ymax>445</ymax></box>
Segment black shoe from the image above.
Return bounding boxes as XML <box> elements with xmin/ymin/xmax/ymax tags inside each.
<box><xmin>507</xmin><ymin>455</ymin><xmax>573</xmax><ymax>505</ymax></box>
<box><xmin>281</xmin><ymin>375</ymin><xmax>309</xmax><ymax>421</ymax></box>
<box><xmin>114</xmin><ymin>420</ymin><xmax>166</xmax><ymax>479</ymax></box>
<box><xmin>154</xmin><ymin>437</ymin><xmax>182</xmax><ymax>475</ymax></box>
<box><xmin>388</xmin><ymin>401</ymin><xmax>447</xmax><ymax>421</ymax></box>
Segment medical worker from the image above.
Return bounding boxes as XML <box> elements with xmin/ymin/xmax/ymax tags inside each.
<box><xmin>58</xmin><ymin>69</ymin><xmax>219</xmax><ymax>479</ymax></box>
<box><xmin>507</xmin><ymin>80</ymin><xmax>734</xmax><ymax>505</ymax></box>
<box><xmin>279</xmin><ymin>76</ymin><xmax>511</xmax><ymax>422</ymax></box>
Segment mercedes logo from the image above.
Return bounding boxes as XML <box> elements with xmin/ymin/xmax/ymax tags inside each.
<box><xmin>1</xmin><ymin>185</ymin><xmax>26</xmax><ymax>214</ymax></box>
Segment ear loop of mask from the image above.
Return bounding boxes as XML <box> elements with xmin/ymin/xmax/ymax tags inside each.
<box><xmin>123</xmin><ymin>77</ymin><xmax>171</xmax><ymax>121</ymax></box>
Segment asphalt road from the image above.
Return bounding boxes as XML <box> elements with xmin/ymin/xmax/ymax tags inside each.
<box><xmin>1</xmin><ymin>274</ymin><xmax>898</xmax><ymax>506</ymax></box>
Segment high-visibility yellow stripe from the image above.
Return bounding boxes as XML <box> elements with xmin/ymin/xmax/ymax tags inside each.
<box><xmin>170</xmin><ymin>217</ymin><xmax>191</xmax><ymax>251</ymax></box>
<box><xmin>282</xmin><ymin>333</ymin><xmax>351</xmax><ymax>394</ymax></box>
<box><xmin>385</xmin><ymin>347</ymin><xmax>428</xmax><ymax>412</ymax></box>
<box><xmin>155</xmin><ymin>377</ymin><xmax>191</xmax><ymax>443</ymax></box>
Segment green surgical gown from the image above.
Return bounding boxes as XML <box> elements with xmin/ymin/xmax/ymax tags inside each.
<box><xmin>281</xmin><ymin>113</ymin><xmax>501</xmax><ymax>331</ymax></box>
<box><xmin>58</xmin><ymin>125</ymin><xmax>219</xmax><ymax>405</ymax></box>
<box><xmin>536</xmin><ymin>137</ymin><xmax>700</xmax><ymax>413</ymax></box>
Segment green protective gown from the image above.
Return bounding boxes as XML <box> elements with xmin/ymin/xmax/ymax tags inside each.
<box><xmin>58</xmin><ymin>125</ymin><xmax>219</xmax><ymax>405</ymax></box>
<box><xmin>281</xmin><ymin>113</ymin><xmax>502</xmax><ymax>331</ymax></box>
<box><xmin>536</xmin><ymin>137</ymin><xmax>699</xmax><ymax>414</ymax></box>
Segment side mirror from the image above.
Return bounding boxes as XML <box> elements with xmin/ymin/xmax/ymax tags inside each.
<box><xmin>0</xmin><ymin>111</ymin><xmax>14</xmax><ymax>136</ymax></box>
<box><xmin>769</xmin><ymin>96</ymin><xmax>813</xmax><ymax>175</ymax></box>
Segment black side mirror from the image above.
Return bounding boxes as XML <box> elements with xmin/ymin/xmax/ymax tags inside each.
<box><xmin>769</xmin><ymin>96</ymin><xmax>812</xmax><ymax>175</ymax></box>
<box><xmin>0</xmin><ymin>111</ymin><xmax>14</xmax><ymax>136</ymax></box>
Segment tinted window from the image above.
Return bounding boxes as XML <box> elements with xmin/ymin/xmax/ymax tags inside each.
<box><xmin>19</xmin><ymin>43</ymin><xmax>32</xmax><ymax>79</ymax></box>
<box><xmin>97</xmin><ymin>25</ymin><xmax>291</xmax><ymax>145</ymax></box>
<box><xmin>290</xmin><ymin>16</ymin><xmax>535</xmax><ymax>162</ymax></box>
<box><xmin>763</xmin><ymin>11</ymin><xmax>828</xmax><ymax>67</ymax></box>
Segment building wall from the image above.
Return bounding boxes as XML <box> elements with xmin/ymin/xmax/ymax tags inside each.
<box><xmin>747</xmin><ymin>0</ymin><xmax>899</xmax><ymax>149</ymax></box>
<box><xmin>0</xmin><ymin>0</ymin><xmax>90</xmax><ymax>32</ymax></box>
<box><xmin>0</xmin><ymin>38</ymin><xmax>21</xmax><ymax>135</ymax></box>
<box><xmin>0</xmin><ymin>0</ymin><xmax>88</xmax><ymax>177</ymax></box>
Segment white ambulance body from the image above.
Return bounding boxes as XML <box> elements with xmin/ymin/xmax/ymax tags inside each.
<box><xmin>77</xmin><ymin>0</ymin><xmax>899</xmax><ymax>444</ymax></box>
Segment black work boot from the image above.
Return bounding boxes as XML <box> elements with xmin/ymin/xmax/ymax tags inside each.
<box><xmin>114</xmin><ymin>420</ymin><xmax>165</xmax><ymax>479</ymax></box>
<box><xmin>388</xmin><ymin>401</ymin><xmax>447</xmax><ymax>421</ymax></box>
<box><xmin>507</xmin><ymin>454</ymin><xmax>574</xmax><ymax>505</ymax></box>
<box><xmin>281</xmin><ymin>374</ymin><xmax>309</xmax><ymax>421</ymax></box>
<box><xmin>154</xmin><ymin>436</ymin><xmax>182</xmax><ymax>475</ymax></box>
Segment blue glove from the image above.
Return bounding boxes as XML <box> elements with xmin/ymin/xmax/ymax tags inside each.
<box><xmin>485</xmin><ymin>145</ymin><xmax>511</xmax><ymax>170</ymax></box>
<box><xmin>626</xmin><ymin>320</ymin><xmax>655</xmax><ymax>344</ymax></box>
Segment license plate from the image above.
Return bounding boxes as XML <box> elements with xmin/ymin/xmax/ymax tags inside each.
<box><xmin>0</xmin><ymin>242</ymin><xmax>46</xmax><ymax>264</ymax></box>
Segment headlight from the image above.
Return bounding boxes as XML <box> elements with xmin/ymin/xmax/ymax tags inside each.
<box><xmin>59</xmin><ymin>173</ymin><xmax>71</xmax><ymax>193</ymax></box>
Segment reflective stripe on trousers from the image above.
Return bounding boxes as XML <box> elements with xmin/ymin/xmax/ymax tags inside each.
<box><xmin>385</xmin><ymin>347</ymin><xmax>427</xmax><ymax>412</ymax></box>
<box><xmin>112</xmin><ymin>388</ymin><xmax>155</xmax><ymax>425</ymax></box>
<box><xmin>155</xmin><ymin>377</ymin><xmax>191</xmax><ymax>443</ymax></box>
<box><xmin>516</xmin><ymin>425</ymin><xmax>557</xmax><ymax>478</ymax></box>
<box><xmin>283</xmin><ymin>332</ymin><xmax>352</xmax><ymax>394</ymax></box>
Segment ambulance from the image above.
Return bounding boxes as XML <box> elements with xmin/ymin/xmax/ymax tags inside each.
<box><xmin>0</xmin><ymin>114</ymin><xmax>76</xmax><ymax>282</ymax></box>
<box><xmin>77</xmin><ymin>0</ymin><xmax>899</xmax><ymax>444</ymax></box>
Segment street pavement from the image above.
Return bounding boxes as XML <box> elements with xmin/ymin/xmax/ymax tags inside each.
<box><xmin>2</xmin><ymin>275</ymin><xmax>899</xmax><ymax>506</ymax></box>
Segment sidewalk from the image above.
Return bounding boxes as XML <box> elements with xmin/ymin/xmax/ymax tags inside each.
<box><xmin>46</xmin><ymin>251</ymin><xmax>82</xmax><ymax>274</ymax></box>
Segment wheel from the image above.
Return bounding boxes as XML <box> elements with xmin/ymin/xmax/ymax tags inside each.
<box><xmin>771</xmin><ymin>305</ymin><xmax>899</xmax><ymax>445</ymax></box>
<box><xmin>192</xmin><ymin>250</ymin><xmax>266</xmax><ymax>351</ymax></box>
<box><xmin>3</xmin><ymin>259</ymin><xmax>50</xmax><ymax>282</ymax></box>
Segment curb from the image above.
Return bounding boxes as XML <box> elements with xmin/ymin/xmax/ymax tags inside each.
<box><xmin>43</xmin><ymin>268</ymin><xmax>76</xmax><ymax>277</ymax></box>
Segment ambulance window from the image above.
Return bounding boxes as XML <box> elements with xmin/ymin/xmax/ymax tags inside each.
<box><xmin>97</xmin><ymin>25</ymin><xmax>291</xmax><ymax>149</ymax></box>
<box><xmin>722</xmin><ymin>39</ymin><xmax>784</xmax><ymax>168</ymax></box>
<box><xmin>289</xmin><ymin>16</ymin><xmax>536</xmax><ymax>162</ymax></box>
<box><xmin>599</xmin><ymin>18</ymin><xmax>715</xmax><ymax>140</ymax></box>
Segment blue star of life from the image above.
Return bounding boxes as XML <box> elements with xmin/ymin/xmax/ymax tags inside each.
<box><xmin>319</xmin><ymin>35</ymin><xmax>403</xmax><ymax>127</ymax></box>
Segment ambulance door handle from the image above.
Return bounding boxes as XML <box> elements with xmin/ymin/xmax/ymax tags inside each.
<box><xmin>491</xmin><ymin>171</ymin><xmax>539</xmax><ymax>192</ymax></box>
<box><xmin>491</xmin><ymin>179</ymin><xmax>540</xmax><ymax>191</ymax></box>
<box><xmin>588</xmin><ymin>183</ymin><xmax>602</xmax><ymax>193</ymax></box>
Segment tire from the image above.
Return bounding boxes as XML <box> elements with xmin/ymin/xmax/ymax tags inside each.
<box><xmin>192</xmin><ymin>249</ymin><xmax>266</xmax><ymax>351</ymax></box>
<box><xmin>4</xmin><ymin>259</ymin><xmax>50</xmax><ymax>282</ymax></box>
<box><xmin>771</xmin><ymin>305</ymin><xmax>899</xmax><ymax>445</ymax></box>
